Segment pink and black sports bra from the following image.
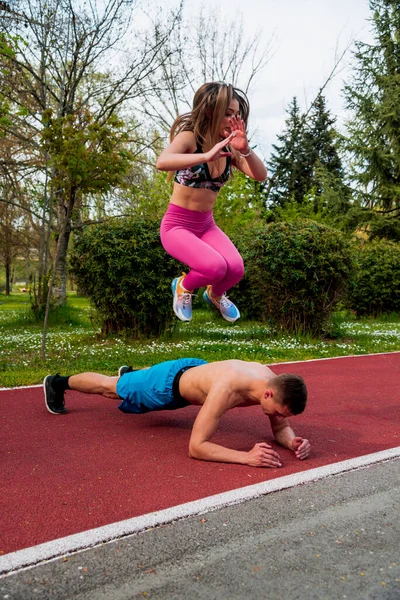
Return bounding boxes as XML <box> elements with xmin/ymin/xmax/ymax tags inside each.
<box><xmin>174</xmin><ymin>144</ymin><xmax>231</xmax><ymax>193</ymax></box>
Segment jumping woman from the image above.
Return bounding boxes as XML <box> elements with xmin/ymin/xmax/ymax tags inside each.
<box><xmin>156</xmin><ymin>82</ymin><xmax>267</xmax><ymax>323</ymax></box>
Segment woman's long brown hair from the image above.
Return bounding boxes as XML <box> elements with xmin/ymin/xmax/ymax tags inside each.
<box><xmin>170</xmin><ymin>82</ymin><xmax>250</xmax><ymax>149</ymax></box>
<box><xmin>166</xmin><ymin>82</ymin><xmax>250</xmax><ymax>182</ymax></box>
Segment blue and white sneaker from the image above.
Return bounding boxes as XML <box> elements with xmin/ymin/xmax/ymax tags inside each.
<box><xmin>171</xmin><ymin>274</ymin><xmax>193</xmax><ymax>322</ymax></box>
<box><xmin>203</xmin><ymin>285</ymin><xmax>240</xmax><ymax>323</ymax></box>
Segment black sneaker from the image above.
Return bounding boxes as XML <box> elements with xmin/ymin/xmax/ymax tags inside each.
<box><xmin>118</xmin><ymin>366</ymin><xmax>134</xmax><ymax>377</ymax></box>
<box><xmin>43</xmin><ymin>375</ymin><xmax>67</xmax><ymax>414</ymax></box>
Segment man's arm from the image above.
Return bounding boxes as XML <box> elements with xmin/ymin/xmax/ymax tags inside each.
<box><xmin>189</xmin><ymin>385</ymin><xmax>282</xmax><ymax>468</ymax></box>
<box><xmin>269</xmin><ymin>416</ymin><xmax>311</xmax><ymax>460</ymax></box>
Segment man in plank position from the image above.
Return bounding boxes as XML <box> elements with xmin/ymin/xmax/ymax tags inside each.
<box><xmin>44</xmin><ymin>358</ymin><xmax>310</xmax><ymax>468</ymax></box>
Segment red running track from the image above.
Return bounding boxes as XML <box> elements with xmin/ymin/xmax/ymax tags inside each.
<box><xmin>1</xmin><ymin>353</ymin><xmax>399</xmax><ymax>556</ymax></box>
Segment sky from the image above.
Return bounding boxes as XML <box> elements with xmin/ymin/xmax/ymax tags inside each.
<box><xmin>151</xmin><ymin>0</ymin><xmax>375</xmax><ymax>161</ymax></box>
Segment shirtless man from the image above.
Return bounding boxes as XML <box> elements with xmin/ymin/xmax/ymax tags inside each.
<box><xmin>43</xmin><ymin>357</ymin><xmax>310</xmax><ymax>468</ymax></box>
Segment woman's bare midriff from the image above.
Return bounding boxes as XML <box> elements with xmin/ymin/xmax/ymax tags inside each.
<box><xmin>169</xmin><ymin>182</ymin><xmax>218</xmax><ymax>212</ymax></box>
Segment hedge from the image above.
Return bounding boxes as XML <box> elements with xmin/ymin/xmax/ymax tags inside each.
<box><xmin>230</xmin><ymin>219</ymin><xmax>352</xmax><ymax>335</ymax></box>
<box><xmin>70</xmin><ymin>218</ymin><xmax>183</xmax><ymax>337</ymax></box>
<box><xmin>347</xmin><ymin>238</ymin><xmax>400</xmax><ymax>316</ymax></box>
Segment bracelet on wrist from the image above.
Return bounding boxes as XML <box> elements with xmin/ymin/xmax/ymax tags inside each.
<box><xmin>240</xmin><ymin>148</ymin><xmax>252</xmax><ymax>158</ymax></box>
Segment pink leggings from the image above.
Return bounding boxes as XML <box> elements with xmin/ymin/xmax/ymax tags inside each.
<box><xmin>160</xmin><ymin>203</ymin><xmax>244</xmax><ymax>296</ymax></box>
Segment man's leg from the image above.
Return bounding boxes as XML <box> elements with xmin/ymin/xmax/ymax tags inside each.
<box><xmin>68</xmin><ymin>373</ymin><xmax>119</xmax><ymax>398</ymax></box>
<box><xmin>44</xmin><ymin>372</ymin><xmax>119</xmax><ymax>415</ymax></box>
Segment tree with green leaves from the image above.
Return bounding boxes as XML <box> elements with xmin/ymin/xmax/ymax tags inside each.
<box><xmin>267</xmin><ymin>94</ymin><xmax>348</xmax><ymax>217</ymax></box>
<box><xmin>343</xmin><ymin>0</ymin><xmax>400</xmax><ymax>230</ymax></box>
<box><xmin>0</xmin><ymin>0</ymin><xmax>182</xmax><ymax>308</ymax></box>
<box><xmin>302</xmin><ymin>94</ymin><xmax>351</xmax><ymax>219</ymax></box>
<box><xmin>306</xmin><ymin>94</ymin><xmax>345</xmax><ymax>194</ymax></box>
<box><xmin>213</xmin><ymin>170</ymin><xmax>267</xmax><ymax>237</ymax></box>
<box><xmin>39</xmin><ymin>108</ymin><xmax>134</xmax><ymax>356</ymax></box>
<box><xmin>0</xmin><ymin>0</ymin><xmax>185</xmax><ymax>356</ymax></box>
<box><xmin>267</xmin><ymin>97</ymin><xmax>313</xmax><ymax>207</ymax></box>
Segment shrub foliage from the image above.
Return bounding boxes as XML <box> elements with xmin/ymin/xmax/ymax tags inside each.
<box><xmin>230</xmin><ymin>220</ymin><xmax>352</xmax><ymax>335</ymax></box>
<box><xmin>70</xmin><ymin>218</ymin><xmax>182</xmax><ymax>337</ymax></box>
<box><xmin>347</xmin><ymin>239</ymin><xmax>400</xmax><ymax>316</ymax></box>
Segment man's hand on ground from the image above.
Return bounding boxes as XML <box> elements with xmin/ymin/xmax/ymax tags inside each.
<box><xmin>291</xmin><ymin>437</ymin><xmax>311</xmax><ymax>460</ymax></box>
<box><xmin>247</xmin><ymin>442</ymin><xmax>282</xmax><ymax>468</ymax></box>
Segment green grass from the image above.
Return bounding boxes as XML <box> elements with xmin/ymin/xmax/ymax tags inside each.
<box><xmin>0</xmin><ymin>290</ymin><xmax>32</xmax><ymax>311</ymax></box>
<box><xmin>0</xmin><ymin>292</ymin><xmax>399</xmax><ymax>387</ymax></box>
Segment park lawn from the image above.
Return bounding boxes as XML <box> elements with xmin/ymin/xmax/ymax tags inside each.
<box><xmin>0</xmin><ymin>291</ymin><xmax>32</xmax><ymax>311</ymax></box>
<box><xmin>0</xmin><ymin>292</ymin><xmax>399</xmax><ymax>388</ymax></box>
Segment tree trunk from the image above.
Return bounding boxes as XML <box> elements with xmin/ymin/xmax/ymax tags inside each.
<box><xmin>5</xmin><ymin>257</ymin><xmax>11</xmax><ymax>296</ymax></box>
<box><xmin>24</xmin><ymin>245</ymin><xmax>30</xmax><ymax>288</ymax></box>
<box><xmin>41</xmin><ymin>186</ymin><xmax>76</xmax><ymax>358</ymax></box>
<box><xmin>55</xmin><ymin>223</ymin><xmax>71</xmax><ymax>304</ymax></box>
<box><xmin>54</xmin><ymin>187</ymin><xmax>71</xmax><ymax>305</ymax></box>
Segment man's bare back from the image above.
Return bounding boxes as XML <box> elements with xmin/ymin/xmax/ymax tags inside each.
<box><xmin>180</xmin><ymin>359</ymin><xmax>277</xmax><ymax>408</ymax></box>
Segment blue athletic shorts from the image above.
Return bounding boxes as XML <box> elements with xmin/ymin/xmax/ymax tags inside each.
<box><xmin>116</xmin><ymin>358</ymin><xmax>208</xmax><ymax>414</ymax></box>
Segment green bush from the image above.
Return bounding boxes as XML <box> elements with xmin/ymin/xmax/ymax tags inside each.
<box><xmin>70</xmin><ymin>218</ymin><xmax>183</xmax><ymax>337</ymax></box>
<box><xmin>230</xmin><ymin>219</ymin><xmax>352</xmax><ymax>335</ymax></box>
<box><xmin>347</xmin><ymin>239</ymin><xmax>400</xmax><ymax>316</ymax></box>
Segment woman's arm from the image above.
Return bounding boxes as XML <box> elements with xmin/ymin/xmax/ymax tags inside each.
<box><xmin>229</xmin><ymin>116</ymin><xmax>268</xmax><ymax>181</ymax></box>
<box><xmin>156</xmin><ymin>131</ymin><xmax>235</xmax><ymax>172</ymax></box>
<box><xmin>233</xmin><ymin>148</ymin><xmax>268</xmax><ymax>181</ymax></box>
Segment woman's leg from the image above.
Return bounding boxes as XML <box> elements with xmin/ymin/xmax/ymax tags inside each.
<box><xmin>200</xmin><ymin>225</ymin><xmax>244</xmax><ymax>296</ymax></box>
<box><xmin>161</xmin><ymin>225</ymin><xmax>228</xmax><ymax>290</ymax></box>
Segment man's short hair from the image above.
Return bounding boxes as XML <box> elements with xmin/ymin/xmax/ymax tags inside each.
<box><xmin>271</xmin><ymin>373</ymin><xmax>307</xmax><ymax>415</ymax></box>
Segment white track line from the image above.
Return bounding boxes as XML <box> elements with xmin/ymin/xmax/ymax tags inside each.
<box><xmin>1</xmin><ymin>351</ymin><xmax>400</xmax><ymax>391</ymax></box>
<box><xmin>1</xmin><ymin>446</ymin><xmax>399</xmax><ymax>577</ymax></box>
<box><xmin>269</xmin><ymin>349</ymin><xmax>400</xmax><ymax>366</ymax></box>
<box><xmin>0</xmin><ymin>383</ymin><xmax>42</xmax><ymax>391</ymax></box>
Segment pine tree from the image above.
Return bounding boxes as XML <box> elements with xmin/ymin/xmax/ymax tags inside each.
<box><xmin>344</xmin><ymin>0</ymin><xmax>400</xmax><ymax>220</ymax></box>
<box><xmin>268</xmin><ymin>97</ymin><xmax>312</xmax><ymax>207</ymax></box>
<box><xmin>303</xmin><ymin>93</ymin><xmax>351</xmax><ymax>216</ymax></box>
<box><xmin>268</xmin><ymin>95</ymin><xmax>346</xmax><ymax>211</ymax></box>
<box><xmin>306</xmin><ymin>94</ymin><xmax>344</xmax><ymax>193</ymax></box>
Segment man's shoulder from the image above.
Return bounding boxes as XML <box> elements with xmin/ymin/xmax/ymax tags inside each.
<box><xmin>201</xmin><ymin>359</ymin><xmax>272</xmax><ymax>388</ymax></box>
<box><xmin>206</xmin><ymin>362</ymin><xmax>255</xmax><ymax>394</ymax></box>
